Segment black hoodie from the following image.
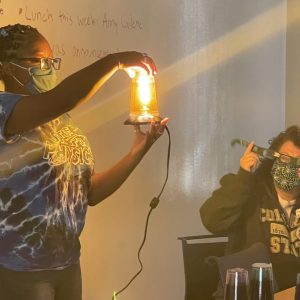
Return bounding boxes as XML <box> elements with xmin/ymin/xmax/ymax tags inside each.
<box><xmin>200</xmin><ymin>161</ymin><xmax>300</xmax><ymax>290</ymax></box>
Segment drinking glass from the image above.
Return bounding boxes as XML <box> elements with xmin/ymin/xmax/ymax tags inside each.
<box><xmin>295</xmin><ymin>273</ymin><xmax>300</xmax><ymax>300</ymax></box>
<box><xmin>224</xmin><ymin>268</ymin><xmax>250</xmax><ymax>300</ymax></box>
<box><xmin>250</xmin><ymin>263</ymin><xmax>274</xmax><ymax>300</ymax></box>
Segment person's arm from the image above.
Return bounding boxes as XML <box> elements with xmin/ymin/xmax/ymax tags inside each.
<box><xmin>200</xmin><ymin>169</ymin><xmax>255</xmax><ymax>234</ymax></box>
<box><xmin>5</xmin><ymin>52</ymin><xmax>154</xmax><ymax>137</ymax></box>
<box><xmin>88</xmin><ymin>118</ymin><xmax>168</xmax><ymax>206</ymax></box>
<box><xmin>200</xmin><ymin>142</ymin><xmax>260</xmax><ymax>234</ymax></box>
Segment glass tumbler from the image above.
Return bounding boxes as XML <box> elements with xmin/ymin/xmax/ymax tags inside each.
<box><xmin>224</xmin><ymin>268</ymin><xmax>250</xmax><ymax>300</ymax></box>
<box><xmin>250</xmin><ymin>263</ymin><xmax>274</xmax><ymax>300</ymax></box>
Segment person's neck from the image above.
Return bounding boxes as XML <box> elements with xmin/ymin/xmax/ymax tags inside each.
<box><xmin>5</xmin><ymin>86</ymin><xmax>28</xmax><ymax>95</ymax></box>
<box><xmin>4</xmin><ymin>79</ymin><xmax>29</xmax><ymax>95</ymax></box>
<box><xmin>275</xmin><ymin>186</ymin><xmax>298</xmax><ymax>201</ymax></box>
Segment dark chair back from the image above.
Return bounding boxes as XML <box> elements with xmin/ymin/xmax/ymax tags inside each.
<box><xmin>178</xmin><ymin>234</ymin><xmax>228</xmax><ymax>300</ymax></box>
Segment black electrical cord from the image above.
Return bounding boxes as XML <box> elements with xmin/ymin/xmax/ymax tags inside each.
<box><xmin>112</xmin><ymin>125</ymin><xmax>171</xmax><ymax>300</ymax></box>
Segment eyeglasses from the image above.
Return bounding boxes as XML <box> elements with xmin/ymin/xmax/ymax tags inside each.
<box><xmin>273</xmin><ymin>152</ymin><xmax>300</xmax><ymax>166</ymax></box>
<box><xmin>13</xmin><ymin>57</ymin><xmax>62</xmax><ymax>71</ymax></box>
<box><xmin>231</xmin><ymin>138</ymin><xmax>300</xmax><ymax>166</ymax></box>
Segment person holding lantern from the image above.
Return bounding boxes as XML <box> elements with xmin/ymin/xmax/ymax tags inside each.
<box><xmin>0</xmin><ymin>23</ymin><xmax>168</xmax><ymax>300</ymax></box>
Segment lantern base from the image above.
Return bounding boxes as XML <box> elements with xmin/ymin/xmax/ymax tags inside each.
<box><xmin>124</xmin><ymin>115</ymin><xmax>162</xmax><ymax>125</ymax></box>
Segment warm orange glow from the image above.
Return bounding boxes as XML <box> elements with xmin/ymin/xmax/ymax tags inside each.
<box><xmin>126</xmin><ymin>69</ymin><xmax>160</xmax><ymax>124</ymax></box>
<box><xmin>73</xmin><ymin>1</ymin><xmax>292</xmax><ymax>131</ymax></box>
<box><xmin>137</xmin><ymin>73</ymin><xmax>151</xmax><ymax>105</ymax></box>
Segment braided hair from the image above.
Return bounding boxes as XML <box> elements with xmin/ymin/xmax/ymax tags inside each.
<box><xmin>0</xmin><ymin>24</ymin><xmax>40</xmax><ymax>62</ymax></box>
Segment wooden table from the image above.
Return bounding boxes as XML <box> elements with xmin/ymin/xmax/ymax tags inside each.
<box><xmin>274</xmin><ymin>286</ymin><xmax>295</xmax><ymax>299</ymax></box>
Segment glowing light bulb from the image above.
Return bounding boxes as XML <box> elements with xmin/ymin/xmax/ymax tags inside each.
<box><xmin>124</xmin><ymin>68</ymin><xmax>161</xmax><ymax>124</ymax></box>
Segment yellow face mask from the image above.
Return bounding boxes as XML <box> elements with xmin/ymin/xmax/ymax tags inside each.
<box><xmin>9</xmin><ymin>62</ymin><xmax>57</xmax><ymax>94</ymax></box>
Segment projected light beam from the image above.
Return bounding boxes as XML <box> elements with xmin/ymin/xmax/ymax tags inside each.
<box><xmin>73</xmin><ymin>1</ymin><xmax>296</xmax><ymax>132</ymax></box>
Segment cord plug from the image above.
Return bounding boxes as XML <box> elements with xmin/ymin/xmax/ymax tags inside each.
<box><xmin>150</xmin><ymin>197</ymin><xmax>160</xmax><ymax>209</ymax></box>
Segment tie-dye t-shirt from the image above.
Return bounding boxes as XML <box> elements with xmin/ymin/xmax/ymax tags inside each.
<box><xmin>0</xmin><ymin>92</ymin><xmax>94</xmax><ymax>271</ymax></box>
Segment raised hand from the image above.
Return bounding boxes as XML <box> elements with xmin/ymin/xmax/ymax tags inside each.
<box><xmin>240</xmin><ymin>141</ymin><xmax>261</xmax><ymax>172</ymax></box>
<box><xmin>130</xmin><ymin>118</ymin><xmax>169</xmax><ymax>158</ymax></box>
<box><xmin>112</xmin><ymin>51</ymin><xmax>157</xmax><ymax>76</ymax></box>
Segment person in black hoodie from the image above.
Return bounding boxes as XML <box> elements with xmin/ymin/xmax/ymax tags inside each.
<box><xmin>200</xmin><ymin>125</ymin><xmax>300</xmax><ymax>291</ymax></box>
